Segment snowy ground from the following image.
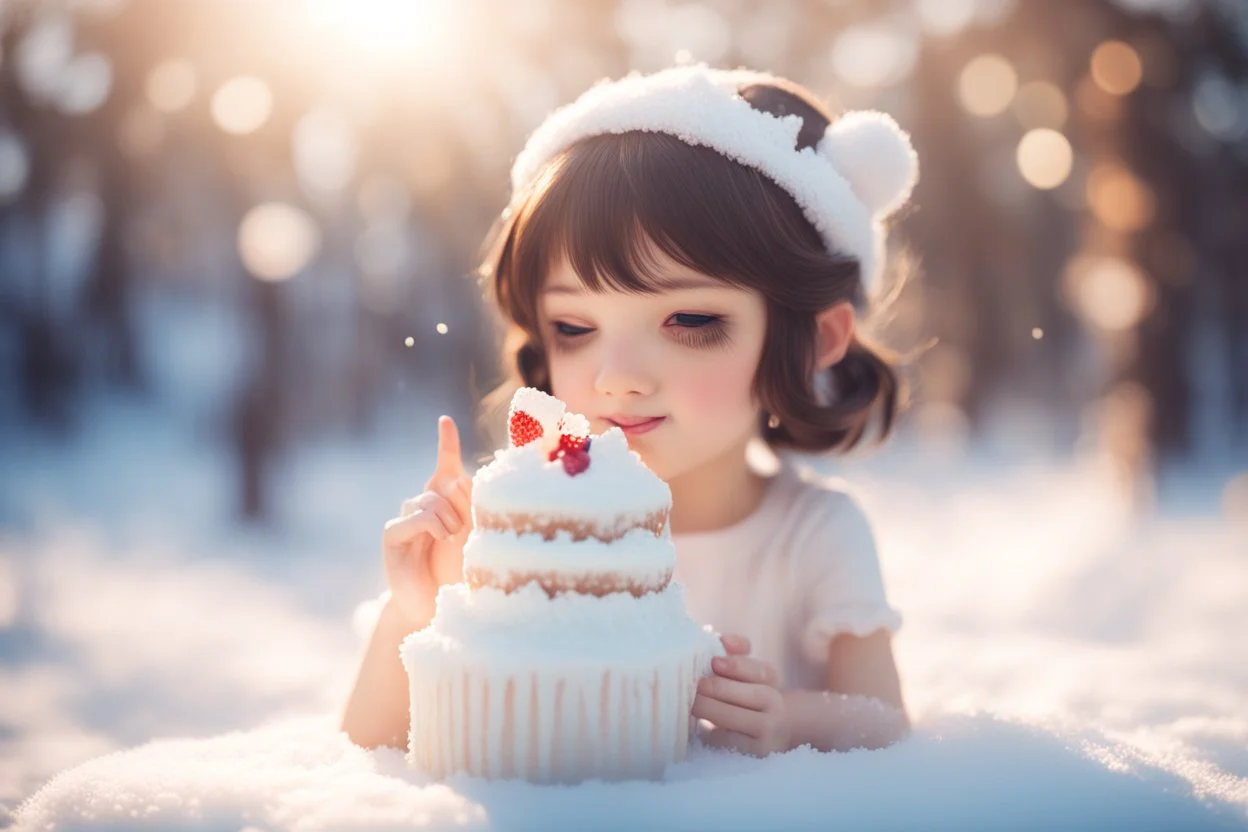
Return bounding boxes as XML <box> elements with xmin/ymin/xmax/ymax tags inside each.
<box><xmin>2</xmin><ymin>393</ymin><xmax>1246</xmax><ymax>830</ymax></box>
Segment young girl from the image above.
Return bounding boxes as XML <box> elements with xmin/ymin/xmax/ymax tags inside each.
<box><xmin>342</xmin><ymin>64</ymin><xmax>915</xmax><ymax>758</ymax></box>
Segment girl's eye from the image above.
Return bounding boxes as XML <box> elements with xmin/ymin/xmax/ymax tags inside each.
<box><xmin>669</xmin><ymin>313</ymin><xmax>719</xmax><ymax>328</ymax></box>
<box><xmin>553</xmin><ymin>321</ymin><xmax>595</xmax><ymax>337</ymax></box>
<box><xmin>549</xmin><ymin>320</ymin><xmax>595</xmax><ymax>352</ymax></box>
<box><xmin>548</xmin><ymin>315</ymin><xmax>731</xmax><ymax>352</ymax></box>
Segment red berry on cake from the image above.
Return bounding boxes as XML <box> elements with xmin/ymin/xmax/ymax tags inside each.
<box><xmin>558</xmin><ymin>433</ymin><xmax>590</xmax><ymax>454</ymax></box>
<box><xmin>560</xmin><ymin>446</ymin><xmax>591</xmax><ymax>476</ymax></box>
<box><xmin>548</xmin><ymin>434</ymin><xmax>591</xmax><ymax>463</ymax></box>
<box><xmin>508</xmin><ymin>387</ymin><xmax>566</xmax><ymax>450</ymax></box>
<box><xmin>509</xmin><ymin>411</ymin><xmax>543</xmax><ymax>448</ymax></box>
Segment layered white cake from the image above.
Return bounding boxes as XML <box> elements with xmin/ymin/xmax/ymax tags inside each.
<box><xmin>401</xmin><ymin>389</ymin><xmax>721</xmax><ymax>783</ymax></box>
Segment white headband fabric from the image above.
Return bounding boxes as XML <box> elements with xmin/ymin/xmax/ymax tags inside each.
<box><xmin>510</xmin><ymin>64</ymin><xmax>919</xmax><ymax>297</ymax></box>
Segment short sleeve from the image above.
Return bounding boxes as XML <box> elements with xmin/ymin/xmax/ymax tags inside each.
<box><xmin>791</xmin><ymin>484</ymin><xmax>902</xmax><ymax>665</ymax></box>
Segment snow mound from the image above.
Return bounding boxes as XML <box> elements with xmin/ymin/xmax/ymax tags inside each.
<box><xmin>16</xmin><ymin>714</ymin><xmax>1245</xmax><ymax>832</ymax></box>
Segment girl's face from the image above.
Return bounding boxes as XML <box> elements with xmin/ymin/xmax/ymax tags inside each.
<box><xmin>538</xmin><ymin>248</ymin><xmax>768</xmax><ymax>482</ymax></box>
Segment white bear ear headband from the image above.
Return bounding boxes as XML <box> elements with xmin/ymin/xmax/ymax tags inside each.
<box><xmin>509</xmin><ymin>63</ymin><xmax>919</xmax><ymax>297</ymax></box>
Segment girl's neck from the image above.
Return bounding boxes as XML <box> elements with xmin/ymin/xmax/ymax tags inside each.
<box><xmin>666</xmin><ymin>436</ymin><xmax>769</xmax><ymax>535</ymax></box>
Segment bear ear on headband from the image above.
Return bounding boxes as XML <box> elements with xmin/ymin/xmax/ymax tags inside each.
<box><xmin>816</xmin><ymin>111</ymin><xmax>919</xmax><ymax>219</ymax></box>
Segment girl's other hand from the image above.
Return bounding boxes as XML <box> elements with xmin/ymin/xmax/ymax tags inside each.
<box><xmin>693</xmin><ymin>634</ymin><xmax>791</xmax><ymax>757</ymax></box>
<box><xmin>381</xmin><ymin>415</ymin><xmax>473</xmax><ymax>628</ymax></box>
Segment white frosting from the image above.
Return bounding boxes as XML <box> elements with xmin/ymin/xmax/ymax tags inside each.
<box><xmin>473</xmin><ymin>427</ymin><xmax>671</xmax><ymax>523</ymax></box>
<box><xmin>463</xmin><ymin>527</ymin><xmax>674</xmax><ymax>586</ymax></box>
<box><xmin>406</xmin><ymin>582</ymin><xmax>717</xmax><ymax>667</ymax></box>
<box><xmin>558</xmin><ymin>411</ymin><xmax>590</xmax><ymax>437</ymax></box>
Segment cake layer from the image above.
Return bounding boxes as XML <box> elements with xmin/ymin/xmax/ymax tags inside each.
<box><xmin>401</xmin><ymin>584</ymin><xmax>722</xmax><ymax>783</ymax></box>
<box><xmin>472</xmin><ymin>507</ymin><xmax>668</xmax><ymax>545</ymax></box>
<box><xmin>409</xmin><ymin>582</ymin><xmax>713</xmax><ymax>665</ymax></box>
<box><xmin>472</xmin><ymin>427</ymin><xmax>670</xmax><ymax>530</ymax></box>
<box><xmin>462</xmin><ymin>528</ymin><xmax>674</xmax><ymax>597</ymax></box>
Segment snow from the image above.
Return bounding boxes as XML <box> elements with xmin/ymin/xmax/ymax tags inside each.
<box><xmin>12</xmin><ymin>715</ymin><xmax>1244</xmax><ymax>831</ymax></box>
<box><xmin>3</xmin><ymin>395</ymin><xmax>1247</xmax><ymax>830</ymax></box>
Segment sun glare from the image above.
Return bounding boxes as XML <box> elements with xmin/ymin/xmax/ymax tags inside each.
<box><xmin>301</xmin><ymin>0</ymin><xmax>456</xmax><ymax>65</ymax></box>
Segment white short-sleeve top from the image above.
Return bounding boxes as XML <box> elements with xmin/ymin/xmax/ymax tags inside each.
<box><xmin>672</xmin><ymin>463</ymin><xmax>902</xmax><ymax>691</ymax></box>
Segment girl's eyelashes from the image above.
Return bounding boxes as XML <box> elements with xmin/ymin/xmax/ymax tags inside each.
<box><xmin>548</xmin><ymin>320</ymin><xmax>594</xmax><ymax>354</ymax></box>
<box><xmin>547</xmin><ymin>313</ymin><xmax>732</xmax><ymax>351</ymax></box>
<box><xmin>553</xmin><ymin>321</ymin><xmax>594</xmax><ymax>338</ymax></box>
<box><xmin>667</xmin><ymin>312</ymin><xmax>732</xmax><ymax>349</ymax></box>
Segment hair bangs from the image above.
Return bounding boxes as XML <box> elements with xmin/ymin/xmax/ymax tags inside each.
<box><xmin>513</xmin><ymin>132</ymin><xmax>783</xmax><ymax>300</ymax></box>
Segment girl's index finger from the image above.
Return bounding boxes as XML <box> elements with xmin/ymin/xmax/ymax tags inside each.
<box><xmin>435</xmin><ymin>415</ymin><xmax>464</xmax><ymax>479</ymax></box>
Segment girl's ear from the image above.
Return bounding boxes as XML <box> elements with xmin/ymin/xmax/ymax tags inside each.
<box><xmin>815</xmin><ymin>302</ymin><xmax>856</xmax><ymax>369</ymax></box>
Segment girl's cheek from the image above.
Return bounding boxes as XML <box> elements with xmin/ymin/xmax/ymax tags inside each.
<box><xmin>547</xmin><ymin>352</ymin><xmax>597</xmax><ymax>410</ymax></box>
<box><xmin>675</xmin><ymin>350</ymin><xmax>757</xmax><ymax>414</ymax></box>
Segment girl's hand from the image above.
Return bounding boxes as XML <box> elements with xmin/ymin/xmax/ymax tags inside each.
<box><xmin>381</xmin><ymin>416</ymin><xmax>473</xmax><ymax>628</ymax></box>
<box><xmin>693</xmin><ymin>634</ymin><xmax>791</xmax><ymax>757</ymax></box>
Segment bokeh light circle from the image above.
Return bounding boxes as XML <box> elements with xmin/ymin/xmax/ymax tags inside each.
<box><xmin>237</xmin><ymin>202</ymin><xmax>321</xmax><ymax>281</ymax></box>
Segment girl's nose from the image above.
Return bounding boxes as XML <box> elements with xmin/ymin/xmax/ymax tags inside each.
<box><xmin>593</xmin><ymin>338</ymin><xmax>657</xmax><ymax>398</ymax></box>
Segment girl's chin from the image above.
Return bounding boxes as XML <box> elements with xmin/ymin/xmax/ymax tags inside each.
<box><xmin>633</xmin><ymin>452</ymin><xmax>691</xmax><ymax>483</ymax></box>
<box><xmin>628</xmin><ymin>445</ymin><xmax>672</xmax><ymax>478</ymax></box>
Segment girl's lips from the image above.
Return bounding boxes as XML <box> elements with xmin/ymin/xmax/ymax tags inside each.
<box><xmin>607</xmin><ymin>416</ymin><xmax>666</xmax><ymax>436</ymax></box>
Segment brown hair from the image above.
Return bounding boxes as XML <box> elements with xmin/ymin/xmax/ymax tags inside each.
<box><xmin>477</xmin><ymin>77</ymin><xmax>909</xmax><ymax>452</ymax></box>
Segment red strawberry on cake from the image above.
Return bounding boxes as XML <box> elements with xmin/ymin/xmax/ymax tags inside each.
<box><xmin>508</xmin><ymin>411</ymin><xmax>543</xmax><ymax>448</ymax></box>
<box><xmin>507</xmin><ymin>387</ymin><xmax>566</xmax><ymax>452</ymax></box>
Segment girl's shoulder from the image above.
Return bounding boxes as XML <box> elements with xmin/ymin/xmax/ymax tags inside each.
<box><xmin>773</xmin><ymin>464</ymin><xmax>888</xmax><ymax>604</ymax></box>
<box><xmin>775</xmin><ymin>462</ymin><xmax>877</xmax><ymax>543</ymax></box>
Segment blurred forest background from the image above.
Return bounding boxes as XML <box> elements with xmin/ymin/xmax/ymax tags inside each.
<box><xmin>0</xmin><ymin>0</ymin><xmax>1245</xmax><ymax>518</ymax></box>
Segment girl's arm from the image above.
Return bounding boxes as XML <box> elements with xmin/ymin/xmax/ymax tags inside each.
<box><xmin>783</xmin><ymin>629</ymin><xmax>909</xmax><ymax>752</ymax></box>
<box><xmin>340</xmin><ymin>596</ymin><xmax>434</xmax><ymax>750</ymax></box>
<box><xmin>341</xmin><ymin>416</ymin><xmax>472</xmax><ymax>749</ymax></box>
